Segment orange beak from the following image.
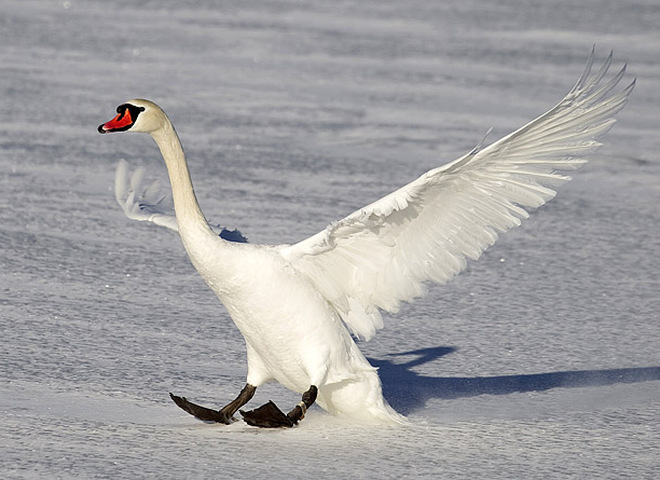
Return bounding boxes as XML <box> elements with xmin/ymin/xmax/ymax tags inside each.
<box><xmin>98</xmin><ymin>108</ymin><xmax>134</xmax><ymax>134</ymax></box>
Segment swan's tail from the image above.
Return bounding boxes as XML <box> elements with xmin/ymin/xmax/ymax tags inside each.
<box><xmin>317</xmin><ymin>368</ymin><xmax>407</xmax><ymax>425</ymax></box>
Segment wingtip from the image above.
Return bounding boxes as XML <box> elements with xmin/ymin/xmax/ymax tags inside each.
<box><xmin>114</xmin><ymin>159</ymin><xmax>130</xmax><ymax>206</ymax></box>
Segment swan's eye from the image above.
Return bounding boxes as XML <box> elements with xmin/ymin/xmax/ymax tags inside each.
<box><xmin>126</xmin><ymin>104</ymin><xmax>145</xmax><ymax>121</ymax></box>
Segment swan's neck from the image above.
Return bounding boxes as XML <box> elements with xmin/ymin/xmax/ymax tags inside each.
<box><xmin>150</xmin><ymin>123</ymin><xmax>209</xmax><ymax>233</ymax></box>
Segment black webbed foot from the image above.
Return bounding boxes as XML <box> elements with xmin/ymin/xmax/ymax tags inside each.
<box><xmin>240</xmin><ymin>385</ymin><xmax>318</xmax><ymax>428</ymax></box>
<box><xmin>240</xmin><ymin>400</ymin><xmax>294</xmax><ymax>428</ymax></box>
<box><xmin>170</xmin><ymin>384</ymin><xmax>256</xmax><ymax>425</ymax></box>
<box><xmin>169</xmin><ymin>393</ymin><xmax>233</xmax><ymax>424</ymax></box>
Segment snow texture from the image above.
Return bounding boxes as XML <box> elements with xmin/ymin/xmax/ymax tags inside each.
<box><xmin>1</xmin><ymin>0</ymin><xmax>659</xmax><ymax>479</ymax></box>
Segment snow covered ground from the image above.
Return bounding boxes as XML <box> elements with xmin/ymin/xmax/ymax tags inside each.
<box><xmin>1</xmin><ymin>0</ymin><xmax>659</xmax><ymax>478</ymax></box>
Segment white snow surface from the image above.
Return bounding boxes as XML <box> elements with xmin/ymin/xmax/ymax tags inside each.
<box><xmin>1</xmin><ymin>1</ymin><xmax>659</xmax><ymax>478</ymax></box>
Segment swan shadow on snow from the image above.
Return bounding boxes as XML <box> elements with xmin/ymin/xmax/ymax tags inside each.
<box><xmin>368</xmin><ymin>347</ymin><xmax>660</xmax><ymax>415</ymax></box>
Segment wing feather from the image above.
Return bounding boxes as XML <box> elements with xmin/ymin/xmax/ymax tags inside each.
<box><xmin>115</xmin><ymin>159</ymin><xmax>248</xmax><ymax>243</ymax></box>
<box><xmin>280</xmin><ymin>51</ymin><xmax>634</xmax><ymax>340</ymax></box>
<box><xmin>115</xmin><ymin>159</ymin><xmax>180</xmax><ymax>231</ymax></box>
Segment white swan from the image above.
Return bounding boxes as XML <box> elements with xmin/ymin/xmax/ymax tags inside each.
<box><xmin>99</xmin><ymin>51</ymin><xmax>633</xmax><ymax>427</ymax></box>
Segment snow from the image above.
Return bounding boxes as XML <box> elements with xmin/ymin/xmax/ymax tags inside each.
<box><xmin>1</xmin><ymin>0</ymin><xmax>659</xmax><ymax>478</ymax></box>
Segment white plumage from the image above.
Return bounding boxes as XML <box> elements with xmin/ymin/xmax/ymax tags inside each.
<box><xmin>105</xmin><ymin>51</ymin><xmax>633</xmax><ymax>425</ymax></box>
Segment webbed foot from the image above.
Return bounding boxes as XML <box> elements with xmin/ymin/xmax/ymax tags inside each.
<box><xmin>170</xmin><ymin>384</ymin><xmax>257</xmax><ymax>424</ymax></box>
<box><xmin>170</xmin><ymin>393</ymin><xmax>233</xmax><ymax>424</ymax></box>
<box><xmin>240</xmin><ymin>400</ymin><xmax>294</xmax><ymax>428</ymax></box>
<box><xmin>240</xmin><ymin>385</ymin><xmax>318</xmax><ymax>428</ymax></box>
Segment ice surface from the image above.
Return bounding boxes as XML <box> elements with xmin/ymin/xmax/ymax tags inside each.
<box><xmin>1</xmin><ymin>0</ymin><xmax>659</xmax><ymax>478</ymax></box>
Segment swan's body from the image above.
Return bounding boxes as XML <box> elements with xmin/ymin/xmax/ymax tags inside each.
<box><xmin>100</xmin><ymin>52</ymin><xmax>633</xmax><ymax>426</ymax></box>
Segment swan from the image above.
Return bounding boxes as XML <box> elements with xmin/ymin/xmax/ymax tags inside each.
<box><xmin>98</xmin><ymin>51</ymin><xmax>633</xmax><ymax>427</ymax></box>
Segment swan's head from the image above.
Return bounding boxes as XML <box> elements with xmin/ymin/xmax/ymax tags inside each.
<box><xmin>98</xmin><ymin>99</ymin><xmax>167</xmax><ymax>135</ymax></box>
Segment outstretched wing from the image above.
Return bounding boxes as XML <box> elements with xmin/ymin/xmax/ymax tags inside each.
<box><xmin>280</xmin><ymin>51</ymin><xmax>634</xmax><ymax>340</ymax></box>
<box><xmin>115</xmin><ymin>159</ymin><xmax>179</xmax><ymax>231</ymax></box>
<box><xmin>115</xmin><ymin>159</ymin><xmax>248</xmax><ymax>242</ymax></box>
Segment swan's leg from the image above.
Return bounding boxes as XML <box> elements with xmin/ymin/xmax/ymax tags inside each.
<box><xmin>285</xmin><ymin>384</ymin><xmax>318</xmax><ymax>424</ymax></box>
<box><xmin>240</xmin><ymin>385</ymin><xmax>318</xmax><ymax>428</ymax></box>
<box><xmin>170</xmin><ymin>384</ymin><xmax>256</xmax><ymax>424</ymax></box>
